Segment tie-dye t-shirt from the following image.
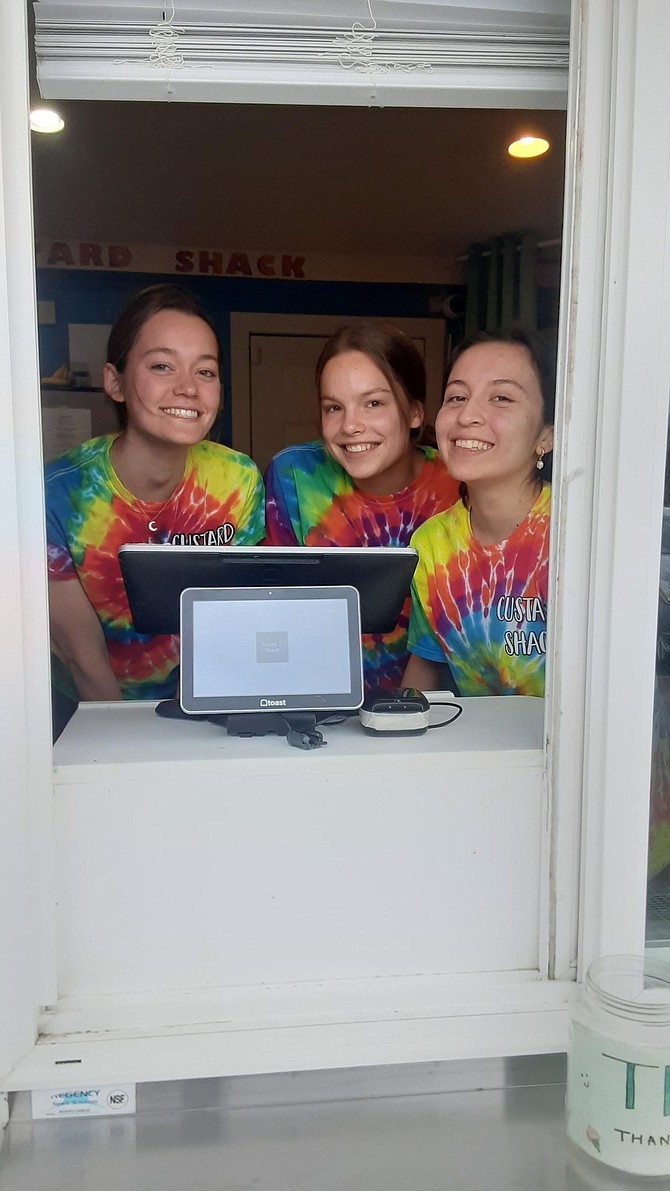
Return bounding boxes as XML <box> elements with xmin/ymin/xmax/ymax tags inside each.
<box><xmin>264</xmin><ymin>441</ymin><xmax>460</xmax><ymax>689</ymax></box>
<box><xmin>407</xmin><ymin>484</ymin><xmax>550</xmax><ymax>697</ymax></box>
<box><xmin>46</xmin><ymin>435</ymin><xmax>265</xmax><ymax>700</ymax></box>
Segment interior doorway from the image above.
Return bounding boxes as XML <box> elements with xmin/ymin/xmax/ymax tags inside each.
<box><xmin>230</xmin><ymin>312</ymin><xmax>446</xmax><ymax>469</ymax></box>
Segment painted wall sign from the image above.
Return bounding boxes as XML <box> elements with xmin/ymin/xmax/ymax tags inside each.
<box><xmin>175</xmin><ymin>250</ymin><xmax>304</xmax><ymax>278</ymax></box>
<box><xmin>34</xmin><ymin>240</ymin><xmax>464</xmax><ymax>284</ymax></box>
<box><xmin>35</xmin><ymin>240</ymin><xmax>307</xmax><ymax>280</ymax></box>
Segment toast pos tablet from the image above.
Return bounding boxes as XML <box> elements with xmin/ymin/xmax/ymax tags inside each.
<box><xmin>179</xmin><ymin>585</ymin><xmax>364</xmax><ymax>716</ymax></box>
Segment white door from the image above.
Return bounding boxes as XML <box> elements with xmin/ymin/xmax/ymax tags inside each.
<box><xmin>231</xmin><ymin>313</ymin><xmax>446</xmax><ymax>468</ymax></box>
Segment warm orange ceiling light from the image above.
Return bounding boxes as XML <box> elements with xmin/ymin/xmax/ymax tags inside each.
<box><xmin>508</xmin><ymin>135</ymin><xmax>550</xmax><ymax>159</ymax></box>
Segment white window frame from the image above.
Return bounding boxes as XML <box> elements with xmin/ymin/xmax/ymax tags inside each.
<box><xmin>3</xmin><ymin>0</ymin><xmax>670</xmax><ymax>1092</ymax></box>
<box><xmin>555</xmin><ymin>0</ymin><xmax>670</xmax><ymax>973</ymax></box>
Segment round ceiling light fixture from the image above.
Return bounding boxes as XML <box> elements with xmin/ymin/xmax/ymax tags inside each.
<box><xmin>508</xmin><ymin>134</ymin><xmax>550</xmax><ymax>160</ymax></box>
<box><xmin>30</xmin><ymin>108</ymin><xmax>65</xmax><ymax>134</ymax></box>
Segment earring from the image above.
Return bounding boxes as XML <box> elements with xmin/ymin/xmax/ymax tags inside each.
<box><xmin>536</xmin><ymin>449</ymin><xmax>545</xmax><ymax>471</ymax></box>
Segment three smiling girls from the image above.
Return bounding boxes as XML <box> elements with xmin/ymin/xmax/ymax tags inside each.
<box><xmin>45</xmin><ymin>284</ymin><xmax>554</xmax><ymax>705</ymax></box>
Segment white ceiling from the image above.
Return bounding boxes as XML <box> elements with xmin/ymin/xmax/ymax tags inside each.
<box><xmin>30</xmin><ymin>100</ymin><xmax>567</xmax><ymax>262</ymax></box>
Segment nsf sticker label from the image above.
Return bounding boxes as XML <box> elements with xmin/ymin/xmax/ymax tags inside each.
<box><xmin>31</xmin><ymin>1083</ymin><xmax>136</xmax><ymax>1119</ymax></box>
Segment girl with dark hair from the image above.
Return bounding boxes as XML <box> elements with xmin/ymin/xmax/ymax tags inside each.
<box><xmin>264</xmin><ymin>321</ymin><xmax>460</xmax><ymax>689</ymax></box>
<box><xmin>404</xmin><ymin>329</ymin><xmax>555</xmax><ymax>697</ymax></box>
<box><xmin>45</xmin><ymin>284</ymin><xmax>264</xmax><ymax>703</ymax></box>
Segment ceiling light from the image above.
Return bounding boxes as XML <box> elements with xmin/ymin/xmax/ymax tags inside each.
<box><xmin>508</xmin><ymin>135</ymin><xmax>549</xmax><ymax>159</ymax></box>
<box><xmin>30</xmin><ymin>108</ymin><xmax>65</xmax><ymax>134</ymax></box>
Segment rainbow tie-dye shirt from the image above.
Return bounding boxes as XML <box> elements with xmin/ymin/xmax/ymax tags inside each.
<box><xmin>264</xmin><ymin>441</ymin><xmax>460</xmax><ymax>689</ymax></box>
<box><xmin>407</xmin><ymin>485</ymin><xmax>550</xmax><ymax>697</ymax></box>
<box><xmin>46</xmin><ymin>435</ymin><xmax>265</xmax><ymax>700</ymax></box>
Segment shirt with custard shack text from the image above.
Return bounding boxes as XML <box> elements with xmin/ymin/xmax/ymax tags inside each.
<box><xmin>407</xmin><ymin>484</ymin><xmax>550</xmax><ymax>697</ymax></box>
<box><xmin>264</xmin><ymin>441</ymin><xmax>460</xmax><ymax>689</ymax></box>
<box><xmin>46</xmin><ymin>435</ymin><xmax>265</xmax><ymax>700</ymax></box>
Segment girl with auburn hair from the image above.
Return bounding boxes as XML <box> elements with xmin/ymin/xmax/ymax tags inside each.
<box><xmin>46</xmin><ymin>283</ymin><xmax>264</xmax><ymax>707</ymax></box>
<box><xmin>404</xmin><ymin>328</ymin><xmax>555</xmax><ymax>697</ymax></box>
<box><xmin>264</xmin><ymin>321</ymin><xmax>460</xmax><ymax>690</ymax></box>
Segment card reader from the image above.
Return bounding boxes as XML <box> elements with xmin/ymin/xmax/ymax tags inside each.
<box><xmin>359</xmin><ymin>687</ymin><xmax>431</xmax><ymax>735</ymax></box>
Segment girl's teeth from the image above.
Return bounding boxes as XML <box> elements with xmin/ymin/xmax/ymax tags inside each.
<box><xmin>455</xmin><ymin>439</ymin><xmax>491</xmax><ymax>451</ymax></box>
<box><xmin>164</xmin><ymin>408</ymin><xmax>198</xmax><ymax>419</ymax></box>
<box><xmin>345</xmin><ymin>443</ymin><xmax>375</xmax><ymax>453</ymax></box>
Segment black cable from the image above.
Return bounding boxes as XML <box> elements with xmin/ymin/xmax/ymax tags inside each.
<box><xmin>426</xmin><ymin>700</ymin><xmax>463</xmax><ymax>730</ymax></box>
<box><xmin>280</xmin><ymin>713</ymin><xmax>327</xmax><ymax>751</ymax></box>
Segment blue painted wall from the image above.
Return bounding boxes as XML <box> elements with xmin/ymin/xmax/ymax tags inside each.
<box><xmin>37</xmin><ymin>269</ymin><xmax>464</xmax><ymax>444</ymax></box>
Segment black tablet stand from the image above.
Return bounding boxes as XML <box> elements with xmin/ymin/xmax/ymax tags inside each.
<box><xmin>155</xmin><ymin>699</ymin><xmax>327</xmax><ymax>750</ymax></box>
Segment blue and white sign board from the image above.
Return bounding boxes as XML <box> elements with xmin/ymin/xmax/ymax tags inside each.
<box><xmin>31</xmin><ymin>1083</ymin><xmax>136</xmax><ymax>1119</ymax></box>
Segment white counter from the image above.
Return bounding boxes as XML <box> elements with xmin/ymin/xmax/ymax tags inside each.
<box><xmin>53</xmin><ymin>694</ymin><xmax>545</xmax><ymax>772</ymax></box>
<box><xmin>10</xmin><ymin>696</ymin><xmax>567</xmax><ymax>1091</ymax></box>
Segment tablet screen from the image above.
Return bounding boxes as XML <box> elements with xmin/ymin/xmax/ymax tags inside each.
<box><xmin>180</xmin><ymin>585</ymin><xmax>363</xmax><ymax>715</ymax></box>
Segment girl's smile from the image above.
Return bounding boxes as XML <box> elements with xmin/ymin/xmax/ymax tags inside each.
<box><xmin>453</xmin><ymin>438</ymin><xmax>493</xmax><ymax>451</ymax></box>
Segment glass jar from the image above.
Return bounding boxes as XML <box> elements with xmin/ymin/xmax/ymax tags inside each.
<box><xmin>566</xmin><ymin>955</ymin><xmax>670</xmax><ymax>1176</ymax></box>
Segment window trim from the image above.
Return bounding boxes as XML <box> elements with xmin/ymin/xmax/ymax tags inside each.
<box><xmin>550</xmin><ymin>0</ymin><xmax>670</xmax><ymax>976</ymax></box>
<box><xmin>0</xmin><ymin>0</ymin><xmax>56</xmax><ymax>1089</ymax></box>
